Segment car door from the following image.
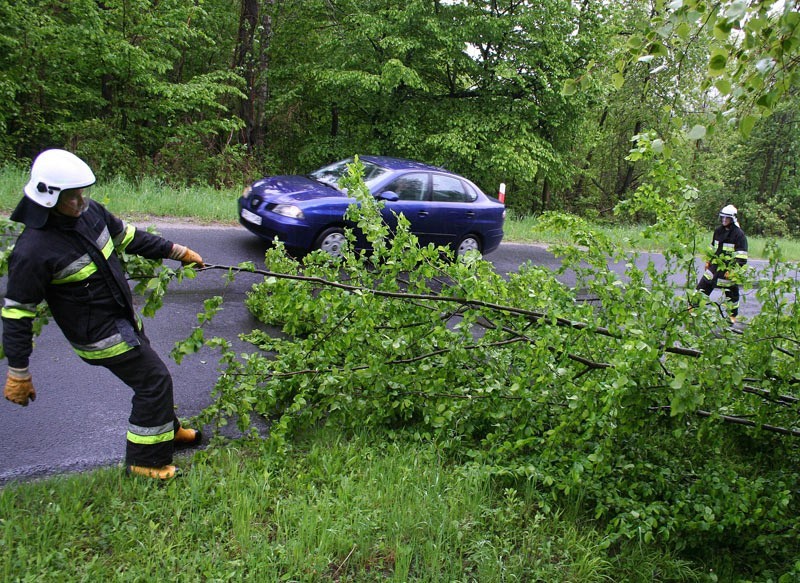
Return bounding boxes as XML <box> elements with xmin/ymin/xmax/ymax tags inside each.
<box><xmin>423</xmin><ymin>173</ymin><xmax>478</xmax><ymax>247</ymax></box>
<box><xmin>378</xmin><ymin>172</ymin><xmax>479</xmax><ymax>249</ymax></box>
<box><xmin>378</xmin><ymin>172</ymin><xmax>439</xmax><ymax>246</ymax></box>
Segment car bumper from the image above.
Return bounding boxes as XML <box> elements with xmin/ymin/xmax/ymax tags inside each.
<box><xmin>238</xmin><ymin>197</ymin><xmax>315</xmax><ymax>249</ymax></box>
<box><xmin>482</xmin><ymin>228</ymin><xmax>504</xmax><ymax>254</ymax></box>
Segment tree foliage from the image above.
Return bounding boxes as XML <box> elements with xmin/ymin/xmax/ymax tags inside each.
<box><xmin>0</xmin><ymin>0</ymin><xmax>610</xmax><ymax>208</ymax></box>
<box><xmin>259</xmin><ymin>0</ymin><xmax>606</xmax><ymax>212</ymax></box>
<box><xmin>5</xmin><ymin>1</ymin><xmax>800</xmax><ymax>233</ymax></box>
<box><xmin>160</xmin><ymin>158</ymin><xmax>800</xmax><ymax>576</ymax></box>
<box><xmin>0</xmin><ymin>0</ymin><xmax>245</xmax><ymax>183</ymax></box>
<box><xmin>562</xmin><ymin>0</ymin><xmax>800</xmax><ymax>234</ymax></box>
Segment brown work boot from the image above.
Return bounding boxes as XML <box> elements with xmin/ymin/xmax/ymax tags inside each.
<box><xmin>126</xmin><ymin>464</ymin><xmax>181</xmax><ymax>480</ymax></box>
<box><xmin>174</xmin><ymin>426</ymin><xmax>202</xmax><ymax>447</ymax></box>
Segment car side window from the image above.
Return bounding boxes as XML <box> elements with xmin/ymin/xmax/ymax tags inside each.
<box><xmin>385</xmin><ymin>173</ymin><xmax>428</xmax><ymax>201</ymax></box>
<box><xmin>431</xmin><ymin>174</ymin><xmax>471</xmax><ymax>203</ymax></box>
<box><xmin>462</xmin><ymin>181</ymin><xmax>480</xmax><ymax>202</ymax></box>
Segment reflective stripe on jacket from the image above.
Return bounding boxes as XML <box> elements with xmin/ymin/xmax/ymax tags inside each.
<box><xmin>708</xmin><ymin>223</ymin><xmax>748</xmax><ymax>275</ymax></box>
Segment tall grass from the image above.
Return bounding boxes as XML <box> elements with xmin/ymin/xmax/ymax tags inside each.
<box><xmin>0</xmin><ymin>166</ymin><xmax>238</xmax><ymax>224</ymax></box>
<box><xmin>1</xmin><ymin>429</ymin><xmax>699</xmax><ymax>581</ymax></box>
<box><xmin>504</xmin><ymin>213</ymin><xmax>800</xmax><ymax>261</ymax></box>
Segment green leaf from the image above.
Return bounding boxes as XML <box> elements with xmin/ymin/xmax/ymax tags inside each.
<box><xmin>714</xmin><ymin>19</ymin><xmax>733</xmax><ymax>40</ymax></box>
<box><xmin>725</xmin><ymin>1</ymin><xmax>748</xmax><ymax>21</ymax></box>
<box><xmin>739</xmin><ymin>114</ymin><xmax>759</xmax><ymax>138</ymax></box>
<box><xmin>687</xmin><ymin>124</ymin><xmax>706</xmax><ymax>140</ymax></box>
<box><xmin>561</xmin><ymin>79</ymin><xmax>578</xmax><ymax>96</ymax></box>
<box><xmin>675</xmin><ymin>22</ymin><xmax>691</xmax><ymax>39</ymax></box>
<box><xmin>708</xmin><ymin>50</ymin><xmax>728</xmax><ymax>75</ymax></box>
<box><xmin>714</xmin><ymin>78</ymin><xmax>732</xmax><ymax>95</ymax></box>
<box><xmin>648</xmin><ymin>42</ymin><xmax>669</xmax><ymax>57</ymax></box>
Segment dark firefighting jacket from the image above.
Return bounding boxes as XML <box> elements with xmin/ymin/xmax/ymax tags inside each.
<box><xmin>2</xmin><ymin>200</ymin><xmax>174</xmax><ymax>369</ymax></box>
<box><xmin>708</xmin><ymin>223</ymin><xmax>748</xmax><ymax>273</ymax></box>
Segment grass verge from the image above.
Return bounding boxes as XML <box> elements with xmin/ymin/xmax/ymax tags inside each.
<box><xmin>1</xmin><ymin>428</ymin><xmax>701</xmax><ymax>582</ymax></box>
<box><xmin>503</xmin><ymin>214</ymin><xmax>800</xmax><ymax>261</ymax></box>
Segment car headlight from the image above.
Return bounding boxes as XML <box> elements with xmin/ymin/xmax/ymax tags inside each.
<box><xmin>272</xmin><ymin>204</ymin><xmax>304</xmax><ymax>219</ymax></box>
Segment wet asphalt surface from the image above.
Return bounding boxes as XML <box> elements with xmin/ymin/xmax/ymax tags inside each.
<box><xmin>0</xmin><ymin>224</ymin><xmax>771</xmax><ymax>484</ymax></box>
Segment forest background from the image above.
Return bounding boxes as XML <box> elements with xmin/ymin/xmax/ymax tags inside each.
<box><xmin>2</xmin><ymin>0</ymin><xmax>800</xmax><ymax>238</ymax></box>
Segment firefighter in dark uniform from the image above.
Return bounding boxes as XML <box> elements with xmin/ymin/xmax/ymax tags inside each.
<box><xmin>2</xmin><ymin>149</ymin><xmax>204</xmax><ymax>480</ymax></box>
<box><xmin>695</xmin><ymin>204</ymin><xmax>748</xmax><ymax>324</ymax></box>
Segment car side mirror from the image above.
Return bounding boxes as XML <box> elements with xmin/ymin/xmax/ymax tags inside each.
<box><xmin>378</xmin><ymin>191</ymin><xmax>399</xmax><ymax>202</ymax></box>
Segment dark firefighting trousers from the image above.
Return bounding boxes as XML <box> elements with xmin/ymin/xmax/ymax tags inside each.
<box><xmin>696</xmin><ymin>268</ymin><xmax>740</xmax><ymax>317</ymax></box>
<box><xmin>89</xmin><ymin>331</ymin><xmax>178</xmax><ymax>467</ymax></box>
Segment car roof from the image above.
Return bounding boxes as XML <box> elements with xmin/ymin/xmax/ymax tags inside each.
<box><xmin>359</xmin><ymin>155</ymin><xmax>449</xmax><ymax>173</ymax></box>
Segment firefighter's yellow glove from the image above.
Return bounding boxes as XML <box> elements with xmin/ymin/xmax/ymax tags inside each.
<box><xmin>169</xmin><ymin>244</ymin><xmax>205</xmax><ymax>268</ymax></box>
<box><xmin>4</xmin><ymin>367</ymin><xmax>36</xmax><ymax>406</ymax></box>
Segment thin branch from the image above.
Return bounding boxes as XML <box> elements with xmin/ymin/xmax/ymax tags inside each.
<box><xmin>333</xmin><ymin>544</ymin><xmax>357</xmax><ymax>579</ymax></box>
<box><xmin>250</xmin><ymin>336</ymin><xmax>528</xmax><ymax>381</ymax></box>
<box><xmin>199</xmin><ymin>264</ymin><xmax>702</xmax><ymax>358</ymax></box>
<box><xmin>307</xmin><ymin>307</ymin><xmax>357</xmax><ymax>357</ymax></box>
<box><xmin>199</xmin><ymin>264</ymin><xmax>620</xmax><ymax>333</ymax></box>
<box><xmin>755</xmin><ymin>335</ymin><xmax>800</xmax><ymax>348</ymax></box>
<box><xmin>651</xmin><ymin>405</ymin><xmax>800</xmax><ymax>438</ymax></box>
<box><xmin>742</xmin><ymin>384</ymin><xmax>799</xmax><ymax>406</ymax></box>
<box><xmin>204</xmin><ymin>265</ymin><xmax>800</xmax><ymax>418</ymax></box>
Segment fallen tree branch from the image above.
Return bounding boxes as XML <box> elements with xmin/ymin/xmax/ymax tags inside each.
<box><xmin>198</xmin><ymin>263</ymin><xmax>703</xmax><ymax>358</ymax></box>
<box><xmin>742</xmin><ymin>384</ymin><xmax>799</xmax><ymax>406</ymax></box>
<box><xmin>248</xmin><ymin>336</ymin><xmax>528</xmax><ymax>381</ymax></box>
<box><xmin>650</xmin><ymin>405</ymin><xmax>800</xmax><ymax>437</ymax></box>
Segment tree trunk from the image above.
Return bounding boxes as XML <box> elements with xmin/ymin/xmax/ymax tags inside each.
<box><xmin>771</xmin><ymin>157</ymin><xmax>786</xmax><ymax>198</ymax></box>
<box><xmin>541</xmin><ymin>179</ymin><xmax>551</xmax><ymax>211</ymax></box>
<box><xmin>758</xmin><ymin>142</ymin><xmax>775</xmax><ymax>199</ymax></box>
<box><xmin>573</xmin><ymin>107</ymin><xmax>608</xmax><ymax>199</ymax></box>
<box><xmin>233</xmin><ymin>0</ymin><xmax>273</xmax><ymax>152</ymax></box>
<box><xmin>617</xmin><ymin>119</ymin><xmax>642</xmax><ymax>196</ymax></box>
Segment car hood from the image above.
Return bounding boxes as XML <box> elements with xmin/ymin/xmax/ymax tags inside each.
<box><xmin>250</xmin><ymin>175</ymin><xmax>346</xmax><ymax>203</ymax></box>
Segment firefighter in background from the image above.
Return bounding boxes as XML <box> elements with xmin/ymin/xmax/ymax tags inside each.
<box><xmin>2</xmin><ymin>149</ymin><xmax>204</xmax><ymax>480</ymax></box>
<box><xmin>695</xmin><ymin>204</ymin><xmax>749</xmax><ymax>324</ymax></box>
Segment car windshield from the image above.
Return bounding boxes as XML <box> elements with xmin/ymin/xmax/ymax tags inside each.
<box><xmin>309</xmin><ymin>158</ymin><xmax>389</xmax><ymax>189</ymax></box>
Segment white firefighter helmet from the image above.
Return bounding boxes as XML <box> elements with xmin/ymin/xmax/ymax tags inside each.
<box><xmin>719</xmin><ymin>204</ymin><xmax>738</xmax><ymax>219</ymax></box>
<box><xmin>23</xmin><ymin>149</ymin><xmax>96</xmax><ymax>208</ymax></box>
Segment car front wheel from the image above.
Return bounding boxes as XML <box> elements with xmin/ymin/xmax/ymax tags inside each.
<box><xmin>314</xmin><ymin>227</ymin><xmax>347</xmax><ymax>257</ymax></box>
<box><xmin>456</xmin><ymin>235</ymin><xmax>482</xmax><ymax>257</ymax></box>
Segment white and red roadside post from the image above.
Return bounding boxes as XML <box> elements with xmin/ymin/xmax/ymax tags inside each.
<box><xmin>498</xmin><ymin>183</ymin><xmax>506</xmax><ymax>204</ymax></box>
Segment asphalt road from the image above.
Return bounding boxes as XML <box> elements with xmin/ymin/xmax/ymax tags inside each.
<box><xmin>0</xmin><ymin>224</ymin><xmax>763</xmax><ymax>484</ymax></box>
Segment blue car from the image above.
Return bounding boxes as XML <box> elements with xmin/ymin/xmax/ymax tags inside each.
<box><xmin>238</xmin><ymin>156</ymin><xmax>505</xmax><ymax>257</ymax></box>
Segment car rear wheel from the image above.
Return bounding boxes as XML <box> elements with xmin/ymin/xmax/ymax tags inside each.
<box><xmin>314</xmin><ymin>227</ymin><xmax>347</xmax><ymax>257</ymax></box>
<box><xmin>456</xmin><ymin>235</ymin><xmax>481</xmax><ymax>257</ymax></box>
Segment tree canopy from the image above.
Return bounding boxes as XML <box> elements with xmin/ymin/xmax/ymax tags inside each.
<box><xmin>3</xmin><ymin>0</ymin><xmax>800</xmax><ymax>231</ymax></box>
